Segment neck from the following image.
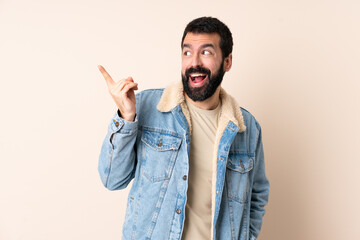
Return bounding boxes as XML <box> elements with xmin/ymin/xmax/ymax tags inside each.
<box><xmin>184</xmin><ymin>87</ymin><xmax>221</xmax><ymax>110</ymax></box>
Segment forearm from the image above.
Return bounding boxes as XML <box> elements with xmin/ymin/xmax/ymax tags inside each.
<box><xmin>98</xmin><ymin>112</ymin><xmax>138</xmax><ymax>190</ymax></box>
<box><xmin>249</xmin><ymin>125</ymin><xmax>270</xmax><ymax>239</ymax></box>
<box><xmin>249</xmin><ymin>174</ymin><xmax>269</xmax><ymax>239</ymax></box>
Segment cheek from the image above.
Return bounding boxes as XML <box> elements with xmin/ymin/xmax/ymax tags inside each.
<box><xmin>181</xmin><ymin>60</ymin><xmax>191</xmax><ymax>74</ymax></box>
<box><xmin>205</xmin><ymin>62</ymin><xmax>219</xmax><ymax>73</ymax></box>
<box><xmin>181</xmin><ymin>66</ymin><xmax>186</xmax><ymax>75</ymax></box>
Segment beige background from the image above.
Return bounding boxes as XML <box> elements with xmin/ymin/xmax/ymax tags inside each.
<box><xmin>1</xmin><ymin>0</ymin><xmax>359</xmax><ymax>239</ymax></box>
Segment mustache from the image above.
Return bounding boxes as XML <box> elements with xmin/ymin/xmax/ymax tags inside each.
<box><xmin>185</xmin><ymin>66</ymin><xmax>211</xmax><ymax>77</ymax></box>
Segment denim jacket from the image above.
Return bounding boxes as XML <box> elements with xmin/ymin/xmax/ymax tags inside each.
<box><xmin>98</xmin><ymin>82</ymin><xmax>269</xmax><ymax>240</ymax></box>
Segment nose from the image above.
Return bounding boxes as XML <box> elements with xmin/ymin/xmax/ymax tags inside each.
<box><xmin>190</xmin><ymin>53</ymin><xmax>202</xmax><ymax>67</ymax></box>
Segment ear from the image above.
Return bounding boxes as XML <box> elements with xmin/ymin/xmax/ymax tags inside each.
<box><xmin>223</xmin><ymin>53</ymin><xmax>232</xmax><ymax>72</ymax></box>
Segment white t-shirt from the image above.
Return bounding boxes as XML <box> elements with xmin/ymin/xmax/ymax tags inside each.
<box><xmin>182</xmin><ymin>98</ymin><xmax>221</xmax><ymax>239</ymax></box>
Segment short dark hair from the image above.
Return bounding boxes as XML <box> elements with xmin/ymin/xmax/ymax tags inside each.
<box><xmin>181</xmin><ymin>16</ymin><xmax>233</xmax><ymax>59</ymax></box>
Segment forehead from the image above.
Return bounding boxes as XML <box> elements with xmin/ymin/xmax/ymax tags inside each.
<box><xmin>182</xmin><ymin>32</ymin><xmax>221</xmax><ymax>48</ymax></box>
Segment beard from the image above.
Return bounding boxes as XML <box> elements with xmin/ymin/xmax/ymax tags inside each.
<box><xmin>181</xmin><ymin>61</ymin><xmax>225</xmax><ymax>102</ymax></box>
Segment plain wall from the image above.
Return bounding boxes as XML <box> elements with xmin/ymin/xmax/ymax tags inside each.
<box><xmin>1</xmin><ymin>0</ymin><xmax>359</xmax><ymax>239</ymax></box>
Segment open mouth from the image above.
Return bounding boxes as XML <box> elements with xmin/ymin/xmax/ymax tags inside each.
<box><xmin>189</xmin><ymin>73</ymin><xmax>208</xmax><ymax>87</ymax></box>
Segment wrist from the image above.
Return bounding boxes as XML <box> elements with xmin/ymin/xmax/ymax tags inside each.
<box><xmin>117</xmin><ymin>110</ymin><xmax>136</xmax><ymax>122</ymax></box>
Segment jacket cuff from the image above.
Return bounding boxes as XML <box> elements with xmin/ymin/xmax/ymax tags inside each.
<box><xmin>110</xmin><ymin>111</ymin><xmax>138</xmax><ymax>133</ymax></box>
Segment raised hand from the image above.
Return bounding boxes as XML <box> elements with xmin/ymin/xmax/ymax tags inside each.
<box><xmin>98</xmin><ymin>65</ymin><xmax>138</xmax><ymax>122</ymax></box>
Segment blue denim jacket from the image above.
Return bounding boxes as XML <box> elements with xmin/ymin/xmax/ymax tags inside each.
<box><xmin>98</xmin><ymin>82</ymin><xmax>269</xmax><ymax>240</ymax></box>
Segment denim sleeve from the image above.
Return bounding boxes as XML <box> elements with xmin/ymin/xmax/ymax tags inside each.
<box><xmin>98</xmin><ymin>111</ymin><xmax>138</xmax><ymax>190</ymax></box>
<box><xmin>249</xmin><ymin>122</ymin><xmax>270</xmax><ymax>238</ymax></box>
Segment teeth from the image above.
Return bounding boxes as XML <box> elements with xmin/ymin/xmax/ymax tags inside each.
<box><xmin>190</xmin><ymin>73</ymin><xmax>206</xmax><ymax>77</ymax></box>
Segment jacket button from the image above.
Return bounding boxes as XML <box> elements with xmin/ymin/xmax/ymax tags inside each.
<box><xmin>176</xmin><ymin>209</ymin><xmax>181</xmax><ymax>214</ymax></box>
<box><xmin>114</xmin><ymin>121</ymin><xmax>119</xmax><ymax>127</ymax></box>
<box><xmin>240</xmin><ymin>159</ymin><xmax>245</xmax><ymax>169</ymax></box>
<box><xmin>157</xmin><ymin>138</ymin><xmax>163</xmax><ymax>147</ymax></box>
<box><xmin>182</xmin><ymin>175</ymin><xmax>187</xmax><ymax>180</ymax></box>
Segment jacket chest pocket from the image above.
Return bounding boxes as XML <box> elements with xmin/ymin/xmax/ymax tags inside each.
<box><xmin>140</xmin><ymin>130</ymin><xmax>182</xmax><ymax>182</ymax></box>
<box><xmin>226</xmin><ymin>154</ymin><xmax>254</xmax><ymax>203</ymax></box>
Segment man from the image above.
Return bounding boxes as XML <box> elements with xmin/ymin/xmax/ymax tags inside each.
<box><xmin>98</xmin><ymin>17</ymin><xmax>269</xmax><ymax>240</ymax></box>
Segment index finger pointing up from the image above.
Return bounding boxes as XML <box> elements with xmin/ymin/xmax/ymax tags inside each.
<box><xmin>98</xmin><ymin>65</ymin><xmax>115</xmax><ymax>87</ymax></box>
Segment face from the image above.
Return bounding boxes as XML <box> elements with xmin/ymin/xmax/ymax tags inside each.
<box><xmin>181</xmin><ymin>32</ymin><xmax>232</xmax><ymax>101</ymax></box>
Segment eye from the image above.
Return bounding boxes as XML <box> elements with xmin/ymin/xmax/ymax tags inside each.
<box><xmin>202</xmin><ymin>50</ymin><xmax>211</xmax><ymax>55</ymax></box>
<box><xmin>183</xmin><ymin>51</ymin><xmax>191</xmax><ymax>56</ymax></box>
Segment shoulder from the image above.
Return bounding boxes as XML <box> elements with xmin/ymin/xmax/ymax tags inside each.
<box><xmin>135</xmin><ymin>88</ymin><xmax>164</xmax><ymax>104</ymax></box>
<box><xmin>136</xmin><ymin>88</ymin><xmax>164</xmax><ymax>99</ymax></box>
<box><xmin>134</xmin><ymin>88</ymin><xmax>165</xmax><ymax>115</ymax></box>
<box><xmin>239</xmin><ymin>107</ymin><xmax>262</xmax><ymax>134</ymax></box>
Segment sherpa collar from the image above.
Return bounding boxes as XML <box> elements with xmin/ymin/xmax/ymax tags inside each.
<box><xmin>156</xmin><ymin>81</ymin><xmax>246</xmax><ymax>132</ymax></box>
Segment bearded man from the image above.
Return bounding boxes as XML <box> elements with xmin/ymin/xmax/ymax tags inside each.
<box><xmin>98</xmin><ymin>17</ymin><xmax>269</xmax><ymax>240</ymax></box>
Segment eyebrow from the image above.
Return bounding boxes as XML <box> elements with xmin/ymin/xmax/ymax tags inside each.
<box><xmin>182</xmin><ymin>43</ymin><xmax>216</xmax><ymax>49</ymax></box>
